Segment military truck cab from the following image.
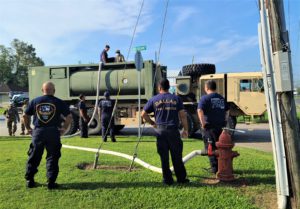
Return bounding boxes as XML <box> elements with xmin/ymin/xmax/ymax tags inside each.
<box><xmin>175</xmin><ymin>65</ymin><xmax>266</xmax><ymax>136</ymax></box>
<box><xmin>200</xmin><ymin>72</ymin><xmax>266</xmax><ymax>116</ymax></box>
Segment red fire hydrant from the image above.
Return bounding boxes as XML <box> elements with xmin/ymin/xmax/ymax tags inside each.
<box><xmin>209</xmin><ymin>130</ymin><xmax>239</xmax><ymax>181</ymax></box>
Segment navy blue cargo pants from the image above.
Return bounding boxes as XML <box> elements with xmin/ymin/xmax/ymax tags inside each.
<box><xmin>79</xmin><ymin>117</ymin><xmax>88</xmax><ymax>138</ymax></box>
<box><xmin>25</xmin><ymin>127</ymin><xmax>61</xmax><ymax>182</ymax></box>
<box><xmin>202</xmin><ymin>126</ymin><xmax>222</xmax><ymax>173</ymax></box>
<box><xmin>101</xmin><ymin>116</ymin><xmax>115</xmax><ymax>141</ymax></box>
<box><xmin>155</xmin><ymin>128</ymin><xmax>187</xmax><ymax>183</ymax></box>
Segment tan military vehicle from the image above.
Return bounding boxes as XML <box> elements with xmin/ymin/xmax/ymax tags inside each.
<box><xmin>175</xmin><ymin>64</ymin><xmax>266</xmax><ymax>136</ymax></box>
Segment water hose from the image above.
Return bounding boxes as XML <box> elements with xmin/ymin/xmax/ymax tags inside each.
<box><xmin>62</xmin><ymin>62</ymin><xmax>103</xmax><ymax>139</ymax></box>
<box><xmin>63</xmin><ymin>144</ymin><xmax>206</xmax><ymax>173</ymax></box>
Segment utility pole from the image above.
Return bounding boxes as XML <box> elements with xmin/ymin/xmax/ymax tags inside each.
<box><xmin>260</xmin><ymin>0</ymin><xmax>300</xmax><ymax>208</ymax></box>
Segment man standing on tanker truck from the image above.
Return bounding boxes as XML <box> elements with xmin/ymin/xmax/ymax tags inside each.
<box><xmin>197</xmin><ymin>80</ymin><xmax>229</xmax><ymax>174</ymax></box>
<box><xmin>141</xmin><ymin>79</ymin><xmax>190</xmax><ymax>185</ymax></box>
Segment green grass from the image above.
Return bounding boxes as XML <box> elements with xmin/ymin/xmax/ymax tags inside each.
<box><xmin>237</xmin><ymin>114</ymin><xmax>268</xmax><ymax>124</ymax></box>
<box><xmin>0</xmin><ymin>107</ymin><xmax>5</xmax><ymax>115</ymax></box>
<box><xmin>0</xmin><ymin>135</ymin><xmax>276</xmax><ymax>209</ymax></box>
<box><xmin>237</xmin><ymin>110</ymin><xmax>300</xmax><ymax>123</ymax></box>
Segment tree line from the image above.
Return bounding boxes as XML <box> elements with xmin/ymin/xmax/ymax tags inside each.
<box><xmin>0</xmin><ymin>39</ymin><xmax>44</xmax><ymax>88</ymax></box>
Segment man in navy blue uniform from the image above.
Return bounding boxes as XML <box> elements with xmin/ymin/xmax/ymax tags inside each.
<box><xmin>142</xmin><ymin>79</ymin><xmax>190</xmax><ymax>185</ymax></box>
<box><xmin>78</xmin><ymin>94</ymin><xmax>89</xmax><ymax>138</ymax></box>
<box><xmin>100</xmin><ymin>45</ymin><xmax>114</xmax><ymax>63</ymax></box>
<box><xmin>98</xmin><ymin>91</ymin><xmax>116</xmax><ymax>142</ymax></box>
<box><xmin>197</xmin><ymin>80</ymin><xmax>229</xmax><ymax>174</ymax></box>
<box><xmin>23</xmin><ymin>82</ymin><xmax>72</xmax><ymax>189</ymax></box>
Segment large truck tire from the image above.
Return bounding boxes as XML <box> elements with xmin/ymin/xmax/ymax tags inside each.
<box><xmin>114</xmin><ymin>125</ymin><xmax>125</xmax><ymax>133</ymax></box>
<box><xmin>88</xmin><ymin>112</ymin><xmax>102</xmax><ymax>135</ymax></box>
<box><xmin>64</xmin><ymin>111</ymin><xmax>79</xmax><ymax>135</ymax></box>
<box><xmin>181</xmin><ymin>63</ymin><xmax>216</xmax><ymax>77</ymax></box>
<box><xmin>226</xmin><ymin>116</ymin><xmax>237</xmax><ymax>136</ymax></box>
<box><xmin>179</xmin><ymin>111</ymin><xmax>195</xmax><ymax>138</ymax></box>
<box><xmin>186</xmin><ymin>112</ymin><xmax>196</xmax><ymax>138</ymax></box>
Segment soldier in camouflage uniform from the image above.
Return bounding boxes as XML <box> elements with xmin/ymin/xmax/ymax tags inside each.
<box><xmin>115</xmin><ymin>50</ymin><xmax>125</xmax><ymax>62</ymax></box>
<box><xmin>4</xmin><ymin>103</ymin><xmax>20</xmax><ymax>136</ymax></box>
<box><xmin>21</xmin><ymin>100</ymin><xmax>30</xmax><ymax>135</ymax></box>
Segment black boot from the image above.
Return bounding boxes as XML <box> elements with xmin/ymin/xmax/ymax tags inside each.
<box><xmin>26</xmin><ymin>178</ymin><xmax>36</xmax><ymax>188</ymax></box>
<box><xmin>47</xmin><ymin>180</ymin><xmax>59</xmax><ymax>190</ymax></box>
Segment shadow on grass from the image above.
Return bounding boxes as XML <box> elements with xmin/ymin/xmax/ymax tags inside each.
<box><xmin>192</xmin><ymin>176</ymin><xmax>275</xmax><ymax>187</ymax></box>
<box><xmin>235</xmin><ymin>169</ymin><xmax>275</xmax><ymax>175</ymax></box>
<box><xmin>190</xmin><ymin>168</ymin><xmax>275</xmax><ymax>187</ymax></box>
<box><xmin>104</xmin><ymin>140</ymin><xmax>156</xmax><ymax>143</ymax></box>
<box><xmin>0</xmin><ymin>137</ymin><xmax>31</xmax><ymax>141</ymax></box>
<box><xmin>58</xmin><ymin>181</ymin><xmax>203</xmax><ymax>190</ymax></box>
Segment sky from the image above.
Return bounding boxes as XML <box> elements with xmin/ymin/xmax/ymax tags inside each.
<box><xmin>1</xmin><ymin>0</ymin><xmax>299</xmax><ymax>83</ymax></box>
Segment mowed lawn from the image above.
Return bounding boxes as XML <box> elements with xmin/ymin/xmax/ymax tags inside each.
<box><xmin>0</xmin><ymin>135</ymin><xmax>276</xmax><ymax>209</ymax></box>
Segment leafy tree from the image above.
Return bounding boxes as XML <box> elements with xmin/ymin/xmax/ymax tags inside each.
<box><xmin>0</xmin><ymin>39</ymin><xmax>44</xmax><ymax>87</ymax></box>
<box><xmin>0</xmin><ymin>45</ymin><xmax>14</xmax><ymax>84</ymax></box>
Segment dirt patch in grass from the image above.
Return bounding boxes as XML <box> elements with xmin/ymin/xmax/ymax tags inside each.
<box><xmin>77</xmin><ymin>162</ymin><xmax>139</xmax><ymax>171</ymax></box>
<box><xmin>201</xmin><ymin>178</ymin><xmax>220</xmax><ymax>185</ymax></box>
<box><xmin>252</xmin><ymin>191</ymin><xmax>277</xmax><ymax>209</ymax></box>
<box><xmin>202</xmin><ymin>177</ymin><xmax>277</xmax><ymax>209</ymax></box>
<box><xmin>201</xmin><ymin>176</ymin><xmax>247</xmax><ymax>187</ymax></box>
<box><xmin>243</xmin><ymin>190</ymin><xmax>277</xmax><ymax>209</ymax></box>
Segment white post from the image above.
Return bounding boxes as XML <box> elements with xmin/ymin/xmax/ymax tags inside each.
<box><xmin>138</xmin><ymin>66</ymin><xmax>141</xmax><ymax>139</ymax></box>
<box><xmin>259</xmin><ymin>1</ymin><xmax>289</xmax><ymax>208</ymax></box>
<box><xmin>135</xmin><ymin>50</ymin><xmax>143</xmax><ymax>139</ymax></box>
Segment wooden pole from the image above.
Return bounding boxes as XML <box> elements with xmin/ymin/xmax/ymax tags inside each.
<box><xmin>268</xmin><ymin>1</ymin><xmax>300</xmax><ymax>208</ymax></box>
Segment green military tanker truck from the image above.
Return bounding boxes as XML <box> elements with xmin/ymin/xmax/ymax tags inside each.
<box><xmin>29</xmin><ymin>61</ymin><xmax>266</xmax><ymax>137</ymax></box>
<box><xmin>28</xmin><ymin>60</ymin><xmax>166</xmax><ymax>135</ymax></box>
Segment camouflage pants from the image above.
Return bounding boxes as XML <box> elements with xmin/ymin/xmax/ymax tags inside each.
<box><xmin>21</xmin><ymin>118</ymin><xmax>31</xmax><ymax>134</ymax></box>
<box><xmin>7</xmin><ymin>120</ymin><xmax>17</xmax><ymax>136</ymax></box>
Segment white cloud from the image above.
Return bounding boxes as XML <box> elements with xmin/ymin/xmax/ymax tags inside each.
<box><xmin>172</xmin><ymin>6</ymin><xmax>197</xmax><ymax>28</ymax></box>
<box><xmin>199</xmin><ymin>36</ymin><xmax>258</xmax><ymax>63</ymax></box>
<box><xmin>0</xmin><ymin>0</ymin><xmax>153</xmax><ymax>63</ymax></box>
<box><xmin>166</xmin><ymin>35</ymin><xmax>258</xmax><ymax>64</ymax></box>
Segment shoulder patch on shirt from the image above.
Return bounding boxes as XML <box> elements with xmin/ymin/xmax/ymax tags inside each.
<box><xmin>36</xmin><ymin>103</ymin><xmax>56</xmax><ymax>124</ymax></box>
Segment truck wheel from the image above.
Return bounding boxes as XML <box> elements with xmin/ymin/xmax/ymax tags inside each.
<box><xmin>226</xmin><ymin>116</ymin><xmax>237</xmax><ymax>136</ymax></box>
<box><xmin>114</xmin><ymin>125</ymin><xmax>125</xmax><ymax>133</ymax></box>
<box><xmin>63</xmin><ymin>111</ymin><xmax>79</xmax><ymax>135</ymax></box>
<box><xmin>181</xmin><ymin>63</ymin><xmax>216</xmax><ymax>77</ymax></box>
<box><xmin>187</xmin><ymin>112</ymin><xmax>196</xmax><ymax>138</ymax></box>
<box><xmin>88</xmin><ymin>112</ymin><xmax>102</xmax><ymax>135</ymax></box>
<box><xmin>179</xmin><ymin>112</ymin><xmax>195</xmax><ymax>138</ymax></box>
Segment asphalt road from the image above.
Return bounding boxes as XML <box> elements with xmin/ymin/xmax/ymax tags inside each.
<box><xmin>120</xmin><ymin>123</ymin><xmax>273</xmax><ymax>152</ymax></box>
<box><xmin>234</xmin><ymin>123</ymin><xmax>272</xmax><ymax>152</ymax></box>
<box><xmin>0</xmin><ymin>114</ymin><xmax>272</xmax><ymax>153</ymax></box>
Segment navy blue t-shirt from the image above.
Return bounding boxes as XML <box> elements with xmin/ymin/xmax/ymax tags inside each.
<box><xmin>143</xmin><ymin>93</ymin><xmax>184</xmax><ymax>127</ymax></box>
<box><xmin>197</xmin><ymin>93</ymin><xmax>228</xmax><ymax>128</ymax></box>
<box><xmin>25</xmin><ymin>95</ymin><xmax>70</xmax><ymax>128</ymax></box>
<box><xmin>78</xmin><ymin>101</ymin><xmax>87</xmax><ymax>116</ymax></box>
<box><xmin>100</xmin><ymin>49</ymin><xmax>108</xmax><ymax>62</ymax></box>
<box><xmin>98</xmin><ymin>99</ymin><xmax>114</xmax><ymax>118</ymax></box>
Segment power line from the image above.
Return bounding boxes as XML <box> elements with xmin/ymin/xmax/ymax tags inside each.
<box><xmin>296</xmin><ymin>20</ymin><xmax>300</xmax><ymax>57</ymax></box>
<box><xmin>157</xmin><ymin>0</ymin><xmax>170</xmax><ymax>64</ymax></box>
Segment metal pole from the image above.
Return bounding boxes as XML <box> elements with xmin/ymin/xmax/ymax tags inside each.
<box><xmin>138</xmin><ymin>64</ymin><xmax>141</xmax><ymax>139</ymax></box>
<box><xmin>269</xmin><ymin>0</ymin><xmax>300</xmax><ymax>207</ymax></box>
<box><xmin>259</xmin><ymin>1</ymin><xmax>289</xmax><ymax>208</ymax></box>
